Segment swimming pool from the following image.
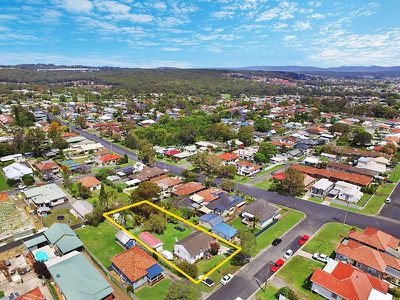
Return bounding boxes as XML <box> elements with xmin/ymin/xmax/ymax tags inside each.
<box><xmin>35</xmin><ymin>250</ymin><xmax>49</xmax><ymax>262</ymax></box>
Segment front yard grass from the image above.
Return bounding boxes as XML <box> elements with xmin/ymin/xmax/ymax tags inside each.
<box><xmin>389</xmin><ymin>164</ymin><xmax>400</xmax><ymax>182</ymax></box>
<box><xmin>41</xmin><ymin>208</ymin><xmax>80</xmax><ymax>227</ymax></box>
<box><xmin>255</xmin><ymin>284</ymin><xmax>280</xmax><ymax>300</ymax></box>
<box><xmin>254</xmin><ymin>179</ymin><xmax>275</xmax><ymax>190</ymax></box>
<box><xmin>198</xmin><ymin>255</ymin><xmax>226</xmax><ymax>274</ymax></box>
<box><xmin>277</xmin><ymin>256</ymin><xmax>324</xmax><ymax>300</ymax></box>
<box><xmin>136</xmin><ymin>278</ymin><xmax>172</xmax><ymax>300</ymax></box>
<box><xmin>303</xmin><ymin>222</ymin><xmax>357</xmax><ymax>256</ymax></box>
<box><xmin>76</xmin><ymin>221</ymin><xmax>123</xmax><ymax>268</ymax></box>
<box><xmin>307</xmin><ymin>196</ymin><xmax>324</xmax><ymax>204</ymax></box>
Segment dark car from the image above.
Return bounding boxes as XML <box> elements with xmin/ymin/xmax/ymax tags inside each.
<box><xmin>272</xmin><ymin>238</ymin><xmax>282</xmax><ymax>246</ymax></box>
<box><xmin>174</xmin><ymin>225</ymin><xmax>185</xmax><ymax>232</ymax></box>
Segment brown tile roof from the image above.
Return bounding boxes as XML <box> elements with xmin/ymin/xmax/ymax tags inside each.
<box><xmin>336</xmin><ymin>240</ymin><xmax>400</xmax><ymax>273</ymax></box>
<box><xmin>173</xmin><ymin>182</ymin><xmax>206</xmax><ymax>196</ymax></box>
<box><xmin>291</xmin><ymin>164</ymin><xmax>373</xmax><ymax>187</ymax></box>
<box><xmin>348</xmin><ymin>227</ymin><xmax>399</xmax><ymax>252</ymax></box>
<box><xmin>99</xmin><ymin>153</ymin><xmax>122</xmax><ymax>163</ymax></box>
<box><xmin>77</xmin><ymin>176</ymin><xmax>101</xmax><ymax>188</ymax></box>
<box><xmin>327</xmin><ymin>162</ymin><xmax>377</xmax><ymax>177</ymax></box>
<box><xmin>329</xmin><ymin>146</ymin><xmax>391</xmax><ymax>160</ymax></box>
<box><xmin>154</xmin><ymin>177</ymin><xmax>183</xmax><ymax>189</ymax></box>
<box><xmin>112</xmin><ymin>246</ymin><xmax>157</xmax><ymax>282</ymax></box>
<box><xmin>195</xmin><ymin>188</ymin><xmax>226</xmax><ymax>203</ymax></box>
<box><xmin>175</xmin><ymin>231</ymin><xmax>214</xmax><ymax>257</ymax></box>
<box><xmin>310</xmin><ymin>261</ymin><xmax>389</xmax><ymax>300</ymax></box>
<box><xmin>130</xmin><ymin>166</ymin><xmax>167</xmax><ymax>182</ymax></box>
<box><xmin>35</xmin><ymin>160</ymin><xmax>59</xmax><ymax>172</ymax></box>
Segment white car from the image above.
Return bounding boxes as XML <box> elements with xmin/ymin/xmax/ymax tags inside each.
<box><xmin>312</xmin><ymin>253</ymin><xmax>329</xmax><ymax>263</ymax></box>
<box><xmin>283</xmin><ymin>249</ymin><xmax>293</xmax><ymax>259</ymax></box>
<box><xmin>385</xmin><ymin>198</ymin><xmax>392</xmax><ymax>204</ymax></box>
<box><xmin>220</xmin><ymin>274</ymin><xmax>233</xmax><ymax>285</ymax></box>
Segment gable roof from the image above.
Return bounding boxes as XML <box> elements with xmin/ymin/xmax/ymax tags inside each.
<box><xmin>310</xmin><ymin>261</ymin><xmax>390</xmax><ymax>300</ymax></box>
<box><xmin>175</xmin><ymin>231</ymin><xmax>214</xmax><ymax>257</ymax></box>
<box><xmin>348</xmin><ymin>227</ymin><xmax>399</xmax><ymax>252</ymax></box>
<box><xmin>199</xmin><ymin>213</ymin><xmax>223</xmax><ymax>227</ymax></box>
<box><xmin>138</xmin><ymin>231</ymin><xmax>163</xmax><ymax>248</ymax></box>
<box><xmin>212</xmin><ymin>223</ymin><xmax>237</xmax><ymax>240</ymax></box>
<box><xmin>48</xmin><ymin>252</ymin><xmax>113</xmax><ymax>300</ymax></box>
<box><xmin>243</xmin><ymin>200</ymin><xmax>280</xmax><ymax>222</ymax></box>
<box><xmin>112</xmin><ymin>246</ymin><xmax>158</xmax><ymax>282</ymax></box>
<box><xmin>35</xmin><ymin>160</ymin><xmax>59</xmax><ymax>172</ymax></box>
<box><xmin>336</xmin><ymin>240</ymin><xmax>400</xmax><ymax>273</ymax></box>
<box><xmin>16</xmin><ymin>287</ymin><xmax>45</xmax><ymax>300</ymax></box>
<box><xmin>44</xmin><ymin>223</ymin><xmax>83</xmax><ymax>254</ymax></box>
<box><xmin>218</xmin><ymin>152</ymin><xmax>239</xmax><ymax>161</ymax></box>
<box><xmin>173</xmin><ymin>182</ymin><xmax>206</xmax><ymax>196</ymax></box>
<box><xmin>77</xmin><ymin>176</ymin><xmax>101</xmax><ymax>188</ymax></box>
<box><xmin>23</xmin><ymin>184</ymin><xmax>68</xmax><ymax>205</ymax></box>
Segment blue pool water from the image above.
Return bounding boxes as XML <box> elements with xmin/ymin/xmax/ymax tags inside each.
<box><xmin>35</xmin><ymin>250</ymin><xmax>49</xmax><ymax>262</ymax></box>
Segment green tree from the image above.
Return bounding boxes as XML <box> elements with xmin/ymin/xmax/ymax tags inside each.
<box><xmin>175</xmin><ymin>261</ymin><xmax>199</xmax><ymax>279</ymax></box>
<box><xmin>165</xmin><ymin>280</ymin><xmax>200</xmax><ymax>300</ymax></box>
<box><xmin>238</xmin><ymin>126</ymin><xmax>254</xmax><ymax>146</ymax></box>
<box><xmin>130</xmin><ymin>181</ymin><xmax>161</xmax><ymax>202</ymax></box>
<box><xmin>125</xmin><ymin>132</ymin><xmax>140</xmax><ymax>149</ymax></box>
<box><xmin>280</xmin><ymin>168</ymin><xmax>304</xmax><ymax>196</ymax></box>
<box><xmin>352</xmin><ymin>130</ymin><xmax>372</xmax><ymax>147</ymax></box>
<box><xmin>254</xmin><ymin>118</ymin><xmax>272</xmax><ymax>132</ymax></box>
<box><xmin>188</xmin><ymin>152</ymin><xmax>222</xmax><ymax>177</ymax></box>
<box><xmin>220</xmin><ymin>179</ymin><xmax>236</xmax><ymax>191</ymax></box>
<box><xmin>277</xmin><ymin>286</ymin><xmax>299</xmax><ymax>300</ymax></box>
<box><xmin>258</xmin><ymin>142</ymin><xmax>278</xmax><ymax>160</ymax></box>
<box><xmin>78</xmin><ymin>183</ymin><xmax>91</xmax><ymax>199</ymax></box>
<box><xmin>23</xmin><ymin>127</ymin><xmax>46</xmax><ymax>156</ymax></box>
<box><xmin>218</xmin><ymin>164</ymin><xmax>237</xmax><ymax>179</ymax></box>
<box><xmin>143</xmin><ymin>213</ymin><xmax>167</xmax><ymax>234</ymax></box>
<box><xmin>75</xmin><ymin>116</ymin><xmax>87</xmax><ymax>129</ymax></box>
<box><xmin>98</xmin><ymin>183</ymin><xmax>108</xmax><ymax>207</ymax></box>
<box><xmin>253</xmin><ymin>152</ymin><xmax>267</xmax><ymax>163</ymax></box>
<box><xmin>237</xmin><ymin>229</ymin><xmax>257</xmax><ymax>256</ymax></box>
<box><xmin>138</xmin><ymin>142</ymin><xmax>156</xmax><ymax>166</ymax></box>
<box><xmin>206</xmin><ymin>123</ymin><xmax>234</xmax><ymax>142</ymax></box>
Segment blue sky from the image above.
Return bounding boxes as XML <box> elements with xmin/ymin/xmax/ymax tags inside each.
<box><xmin>0</xmin><ymin>0</ymin><xmax>399</xmax><ymax>67</ymax></box>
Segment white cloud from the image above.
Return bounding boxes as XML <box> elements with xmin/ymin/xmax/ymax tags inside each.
<box><xmin>61</xmin><ymin>0</ymin><xmax>93</xmax><ymax>13</ymax></box>
<box><xmin>40</xmin><ymin>9</ymin><xmax>62</xmax><ymax>23</ymax></box>
<box><xmin>129</xmin><ymin>14</ymin><xmax>154</xmax><ymax>23</ymax></box>
<box><xmin>154</xmin><ymin>1</ymin><xmax>166</xmax><ymax>10</ymax></box>
<box><xmin>273</xmin><ymin>22</ymin><xmax>288</xmax><ymax>30</ymax></box>
<box><xmin>256</xmin><ymin>7</ymin><xmax>280</xmax><ymax>21</ymax></box>
<box><xmin>160</xmin><ymin>47</ymin><xmax>181</xmax><ymax>51</ymax></box>
<box><xmin>283</xmin><ymin>35</ymin><xmax>296</xmax><ymax>41</ymax></box>
<box><xmin>256</xmin><ymin>1</ymin><xmax>298</xmax><ymax>22</ymax></box>
<box><xmin>95</xmin><ymin>0</ymin><xmax>131</xmax><ymax>15</ymax></box>
<box><xmin>310</xmin><ymin>13</ymin><xmax>324</xmax><ymax>19</ymax></box>
<box><xmin>293</xmin><ymin>21</ymin><xmax>311</xmax><ymax>31</ymax></box>
<box><xmin>211</xmin><ymin>11</ymin><xmax>235</xmax><ymax>19</ymax></box>
<box><xmin>308</xmin><ymin>1</ymin><xmax>321</xmax><ymax>7</ymax></box>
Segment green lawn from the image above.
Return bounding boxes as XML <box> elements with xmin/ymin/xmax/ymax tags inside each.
<box><xmin>255</xmin><ymin>285</ymin><xmax>280</xmax><ymax>300</ymax></box>
<box><xmin>389</xmin><ymin>164</ymin><xmax>400</xmax><ymax>182</ymax></box>
<box><xmin>153</xmin><ymin>223</ymin><xmax>193</xmax><ymax>252</ymax></box>
<box><xmin>76</xmin><ymin>221</ymin><xmax>123</xmax><ymax>268</ymax></box>
<box><xmin>254</xmin><ymin>179</ymin><xmax>275</xmax><ymax>190</ymax></box>
<box><xmin>255</xmin><ymin>209</ymin><xmax>305</xmax><ymax>254</ymax></box>
<box><xmin>307</xmin><ymin>196</ymin><xmax>323</xmax><ymax>204</ymax></box>
<box><xmin>197</xmin><ymin>261</ymin><xmax>240</xmax><ymax>293</ymax></box>
<box><xmin>41</xmin><ymin>208</ymin><xmax>80</xmax><ymax>227</ymax></box>
<box><xmin>0</xmin><ymin>172</ymin><xmax>10</xmax><ymax>191</ymax></box>
<box><xmin>198</xmin><ymin>255</ymin><xmax>226</xmax><ymax>274</ymax></box>
<box><xmin>357</xmin><ymin>193</ymin><xmax>372</xmax><ymax>207</ymax></box>
<box><xmin>376</xmin><ymin>183</ymin><xmax>395</xmax><ymax>197</ymax></box>
<box><xmin>265</xmin><ymin>164</ymin><xmax>284</xmax><ymax>174</ymax></box>
<box><xmin>136</xmin><ymin>278</ymin><xmax>172</xmax><ymax>300</ymax></box>
<box><xmin>330</xmin><ymin>194</ymin><xmax>386</xmax><ymax>215</ymax></box>
<box><xmin>303</xmin><ymin>222</ymin><xmax>356</xmax><ymax>256</ymax></box>
<box><xmin>277</xmin><ymin>256</ymin><xmax>324</xmax><ymax>300</ymax></box>
<box><xmin>234</xmin><ymin>175</ymin><xmax>252</xmax><ymax>184</ymax></box>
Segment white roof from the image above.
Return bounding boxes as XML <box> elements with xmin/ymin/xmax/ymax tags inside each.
<box><xmin>3</xmin><ymin>162</ymin><xmax>33</xmax><ymax>180</ymax></box>
<box><xmin>125</xmin><ymin>179</ymin><xmax>141</xmax><ymax>187</ymax></box>
<box><xmin>23</xmin><ymin>183</ymin><xmax>68</xmax><ymax>205</ymax></box>
<box><xmin>71</xmin><ymin>200</ymin><xmax>93</xmax><ymax>217</ymax></box>
<box><xmin>79</xmin><ymin>143</ymin><xmax>103</xmax><ymax>152</ymax></box>
<box><xmin>312</xmin><ymin>178</ymin><xmax>334</xmax><ymax>190</ymax></box>
<box><xmin>174</xmin><ymin>151</ymin><xmax>192</xmax><ymax>159</ymax></box>
<box><xmin>304</xmin><ymin>156</ymin><xmax>321</xmax><ymax>164</ymax></box>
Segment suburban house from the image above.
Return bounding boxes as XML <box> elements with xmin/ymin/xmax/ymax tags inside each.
<box><xmin>311</xmin><ymin>178</ymin><xmax>335</xmax><ymax>198</ymax></box>
<box><xmin>329</xmin><ymin>181</ymin><xmax>364</xmax><ymax>203</ymax></box>
<box><xmin>77</xmin><ymin>176</ymin><xmax>101</xmax><ymax>191</ymax></box>
<box><xmin>235</xmin><ymin>160</ymin><xmax>262</xmax><ymax>177</ymax></box>
<box><xmin>211</xmin><ymin>223</ymin><xmax>237</xmax><ymax>241</ymax></box>
<box><xmin>174</xmin><ymin>231</ymin><xmax>214</xmax><ymax>264</ymax></box>
<box><xmin>15</xmin><ymin>287</ymin><xmax>45</xmax><ymax>300</ymax></box>
<box><xmin>218</xmin><ymin>152</ymin><xmax>239</xmax><ymax>164</ymax></box>
<box><xmin>95</xmin><ymin>153</ymin><xmax>122</xmax><ymax>166</ymax></box>
<box><xmin>192</xmin><ymin>188</ymin><xmax>226</xmax><ymax>204</ymax></box>
<box><xmin>35</xmin><ymin>160</ymin><xmax>60</xmax><ymax>180</ymax></box>
<box><xmin>241</xmin><ymin>200</ymin><xmax>281</xmax><ymax>228</ymax></box>
<box><xmin>44</xmin><ymin>223</ymin><xmax>83</xmax><ymax>256</ymax></box>
<box><xmin>310</xmin><ymin>260</ymin><xmax>393</xmax><ymax>300</ymax></box>
<box><xmin>347</xmin><ymin>227</ymin><xmax>399</xmax><ymax>258</ymax></box>
<box><xmin>199</xmin><ymin>213</ymin><xmax>223</xmax><ymax>229</ymax></box>
<box><xmin>23</xmin><ymin>184</ymin><xmax>69</xmax><ymax>209</ymax></box>
<box><xmin>47</xmin><ymin>251</ymin><xmax>114</xmax><ymax>300</ymax></box>
<box><xmin>172</xmin><ymin>182</ymin><xmax>206</xmax><ymax>196</ymax></box>
<box><xmin>115</xmin><ymin>230</ymin><xmax>136</xmax><ymax>249</ymax></box>
<box><xmin>138</xmin><ymin>231</ymin><xmax>164</xmax><ymax>252</ymax></box>
<box><xmin>356</xmin><ymin>157</ymin><xmax>389</xmax><ymax>174</ymax></box>
<box><xmin>112</xmin><ymin>246</ymin><xmax>164</xmax><ymax>289</ymax></box>
<box><xmin>2</xmin><ymin>162</ymin><xmax>33</xmax><ymax>180</ymax></box>
<box><xmin>335</xmin><ymin>239</ymin><xmax>400</xmax><ymax>284</ymax></box>
<box><xmin>206</xmin><ymin>194</ymin><xmax>246</xmax><ymax>218</ymax></box>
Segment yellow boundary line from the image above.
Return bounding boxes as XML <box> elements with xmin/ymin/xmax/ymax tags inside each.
<box><xmin>103</xmin><ymin>200</ymin><xmax>241</xmax><ymax>284</ymax></box>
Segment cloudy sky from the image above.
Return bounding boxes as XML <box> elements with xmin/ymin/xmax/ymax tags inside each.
<box><xmin>0</xmin><ymin>0</ymin><xmax>399</xmax><ymax>67</ymax></box>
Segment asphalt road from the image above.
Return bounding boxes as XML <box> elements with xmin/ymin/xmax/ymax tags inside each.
<box><xmin>50</xmin><ymin>114</ymin><xmax>400</xmax><ymax>300</ymax></box>
<box><xmin>379</xmin><ymin>182</ymin><xmax>400</xmax><ymax>221</ymax></box>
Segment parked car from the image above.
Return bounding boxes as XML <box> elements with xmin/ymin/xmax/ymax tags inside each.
<box><xmin>272</xmin><ymin>238</ymin><xmax>282</xmax><ymax>246</ymax></box>
<box><xmin>298</xmin><ymin>234</ymin><xmax>310</xmax><ymax>245</ymax></box>
<box><xmin>312</xmin><ymin>253</ymin><xmax>329</xmax><ymax>263</ymax></box>
<box><xmin>174</xmin><ymin>225</ymin><xmax>185</xmax><ymax>232</ymax></box>
<box><xmin>220</xmin><ymin>274</ymin><xmax>233</xmax><ymax>285</ymax></box>
<box><xmin>198</xmin><ymin>275</ymin><xmax>215</xmax><ymax>287</ymax></box>
<box><xmin>385</xmin><ymin>197</ymin><xmax>392</xmax><ymax>204</ymax></box>
<box><xmin>283</xmin><ymin>249</ymin><xmax>293</xmax><ymax>259</ymax></box>
<box><xmin>270</xmin><ymin>259</ymin><xmax>284</xmax><ymax>272</ymax></box>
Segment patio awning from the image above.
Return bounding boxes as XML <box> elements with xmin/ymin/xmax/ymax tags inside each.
<box><xmin>147</xmin><ymin>263</ymin><xmax>163</xmax><ymax>279</ymax></box>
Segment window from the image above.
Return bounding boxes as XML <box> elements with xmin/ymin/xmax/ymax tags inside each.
<box><xmin>331</xmin><ymin>292</ymin><xmax>338</xmax><ymax>299</ymax></box>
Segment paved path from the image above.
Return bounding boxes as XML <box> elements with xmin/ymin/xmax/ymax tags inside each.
<box><xmin>297</xmin><ymin>249</ymin><xmax>313</xmax><ymax>259</ymax></box>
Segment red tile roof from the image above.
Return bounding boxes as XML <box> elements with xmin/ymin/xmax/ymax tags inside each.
<box><xmin>112</xmin><ymin>246</ymin><xmax>157</xmax><ymax>282</ymax></box>
<box><xmin>16</xmin><ymin>287</ymin><xmax>45</xmax><ymax>300</ymax></box>
<box><xmin>218</xmin><ymin>152</ymin><xmax>239</xmax><ymax>161</ymax></box>
<box><xmin>0</xmin><ymin>192</ymin><xmax>10</xmax><ymax>202</ymax></box>
<box><xmin>291</xmin><ymin>164</ymin><xmax>373</xmax><ymax>187</ymax></box>
<box><xmin>272</xmin><ymin>173</ymin><xmax>286</xmax><ymax>181</ymax></box>
<box><xmin>35</xmin><ymin>161</ymin><xmax>59</xmax><ymax>171</ymax></box>
<box><xmin>164</xmin><ymin>149</ymin><xmax>181</xmax><ymax>156</ymax></box>
<box><xmin>349</xmin><ymin>227</ymin><xmax>399</xmax><ymax>253</ymax></box>
<box><xmin>138</xmin><ymin>231</ymin><xmax>163</xmax><ymax>248</ymax></box>
<box><xmin>173</xmin><ymin>182</ymin><xmax>206</xmax><ymax>196</ymax></box>
<box><xmin>77</xmin><ymin>176</ymin><xmax>101</xmax><ymax>188</ymax></box>
<box><xmin>155</xmin><ymin>177</ymin><xmax>183</xmax><ymax>188</ymax></box>
<box><xmin>99</xmin><ymin>153</ymin><xmax>122</xmax><ymax>162</ymax></box>
<box><xmin>310</xmin><ymin>261</ymin><xmax>389</xmax><ymax>300</ymax></box>
<box><xmin>195</xmin><ymin>188</ymin><xmax>226</xmax><ymax>202</ymax></box>
<box><xmin>336</xmin><ymin>240</ymin><xmax>400</xmax><ymax>273</ymax></box>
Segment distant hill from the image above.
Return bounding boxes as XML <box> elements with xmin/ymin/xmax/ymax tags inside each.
<box><xmin>228</xmin><ymin>65</ymin><xmax>400</xmax><ymax>73</ymax></box>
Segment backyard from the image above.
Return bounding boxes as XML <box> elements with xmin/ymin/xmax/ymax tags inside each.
<box><xmin>0</xmin><ymin>171</ymin><xmax>10</xmax><ymax>191</ymax></box>
<box><xmin>76</xmin><ymin>221</ymin><xmax>123</xmax><ymax>268</ymax></box>
<box><xmin>153</xmin><ymin>222</ymin><xmax>194</xmax><ymax>251</ymax></box>
<box><xmin>136</xmin><ymin>278</ymin><xmax>172</xmax><ymax>300</ymax></box>
<box><xmin>303</xmin><ymin>222</ymin><xmax>358</xmax><ymax>256</ymax></box>
<box><xmin>40</xmin><ymin>208</ymin><xmax>80</xmax><ymax>227</ymax></box>
<box><xmin>276</xmin><ymin>256</ymin><xmax>324</xmax><ymax>300</ymax></box>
